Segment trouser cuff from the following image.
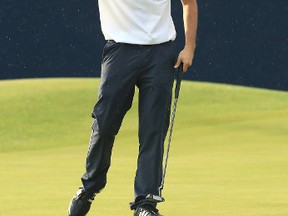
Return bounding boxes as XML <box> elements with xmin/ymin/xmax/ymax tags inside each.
<box><xmin>130</xmin><ymin>194</ymin><xmax>165</xmax><ymax>210</ymax></box>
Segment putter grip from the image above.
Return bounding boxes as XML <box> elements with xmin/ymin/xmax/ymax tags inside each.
<box><xmin>175</xmin><ymin>65</ymin><xmax>183</xmax><ymax>99</ymax></box>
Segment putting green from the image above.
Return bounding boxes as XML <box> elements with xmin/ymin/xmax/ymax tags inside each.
<box><xmin>0</xmin><ymin>78</ymin><xmax>288</xmax><ymax>216</ymax></box>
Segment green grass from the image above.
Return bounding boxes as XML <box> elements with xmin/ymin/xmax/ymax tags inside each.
<box><xmin>0</xmin><ymin>78</ymin><xmax>288</xmax><ymax>215</ymax></box>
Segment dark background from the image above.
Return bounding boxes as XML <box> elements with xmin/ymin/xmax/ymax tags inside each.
<box><xmin>1</xmin><ymin>0</ymin><xmax>288</xmax><ymax>90</ymax></box>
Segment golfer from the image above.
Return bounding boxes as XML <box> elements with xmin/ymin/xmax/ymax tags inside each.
<box><xmin>68</xmin><ymin>0</ymin><xmax>198</xmax><ymax>215</ymax></box>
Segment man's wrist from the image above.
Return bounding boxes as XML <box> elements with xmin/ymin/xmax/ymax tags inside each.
<box><xmin>184</xmin><ymin>43</ymin><xmax>196</xmax><ymax>52</ymax></box>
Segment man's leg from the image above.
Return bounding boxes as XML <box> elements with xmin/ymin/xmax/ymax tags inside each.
<box><xmin>82</xmin><ymin>41</ymin><xmax>139</xmax><ymax>194</ymax></box>
<box><xmin>69</xmin><ymin>41</ymin><xmax>140</xmax><ymax>216</ymax></box>
<box><xmin>131</xmin><ymin>41</ymin><xmax>177</xmax><ymax>210</ymax></box>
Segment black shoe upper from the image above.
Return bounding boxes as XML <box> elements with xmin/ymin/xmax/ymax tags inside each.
<box><xmin>68</xmin><ymin>187</ymin><xmax>96</xmax><ymax>216</ymax></box>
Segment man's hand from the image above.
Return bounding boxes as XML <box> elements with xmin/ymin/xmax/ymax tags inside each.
<box><xmin>174</xmin><ymin>46</ymin><xmax>195</xmax><ymax>72</ymax></box>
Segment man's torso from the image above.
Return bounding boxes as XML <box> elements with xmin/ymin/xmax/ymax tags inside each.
<box><xmin>98</xmin><ymin>0</ymin><xmax>176</xmax><ymax>45</ymax></box>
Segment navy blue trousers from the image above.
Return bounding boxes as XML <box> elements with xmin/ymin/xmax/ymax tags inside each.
<box><xmin>81</xmin><ymin>40</ymin><xmax>177</xmax><ymax>209</ymax></box>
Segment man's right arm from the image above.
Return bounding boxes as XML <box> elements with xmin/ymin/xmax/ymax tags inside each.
<box><xmin>174</xmin><ymin>0</ymin><xmax>198</xmax><ymax>72</ymax></box>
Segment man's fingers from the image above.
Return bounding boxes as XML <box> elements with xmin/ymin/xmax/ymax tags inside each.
<box><xmin>175</xmin><ymin>50</ymin><xmax>194</xmax><ymax>73</ymax></box>
<box><xmin>174</xmin><ymin>57</ymin><xmax>182</xmax><ymax>69</ymax></box>
<box><xmin>176</xmin><ymin>58</ymin><xmax>190</xmax><ymax>72</ymax></box>
<box><xmin>175</xmin><ymin>59</ymin><xmax>189</xmax><ymax>72</ymax></box>
<box><xmin>182</xmin><ymin>63</ymin><xmax>189</xmax><ymax>72</ymax></box>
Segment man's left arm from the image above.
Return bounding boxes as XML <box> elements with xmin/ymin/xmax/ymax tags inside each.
<box><xmin>174</xmin><ymin>0</ymin><xmax>198</xmax><ymax>72</ymax></box>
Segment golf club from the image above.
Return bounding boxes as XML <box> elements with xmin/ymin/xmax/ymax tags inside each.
<box><xmin>158</xmin><ymin>64</ymin><xmax>183</xmax><ymax>198</ymax></box>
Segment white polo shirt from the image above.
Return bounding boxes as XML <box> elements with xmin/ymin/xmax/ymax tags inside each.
<box><xmin>98</xmin><ymin>0</ymin><xmax>176</xmax><ymax>45</ymax></box>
